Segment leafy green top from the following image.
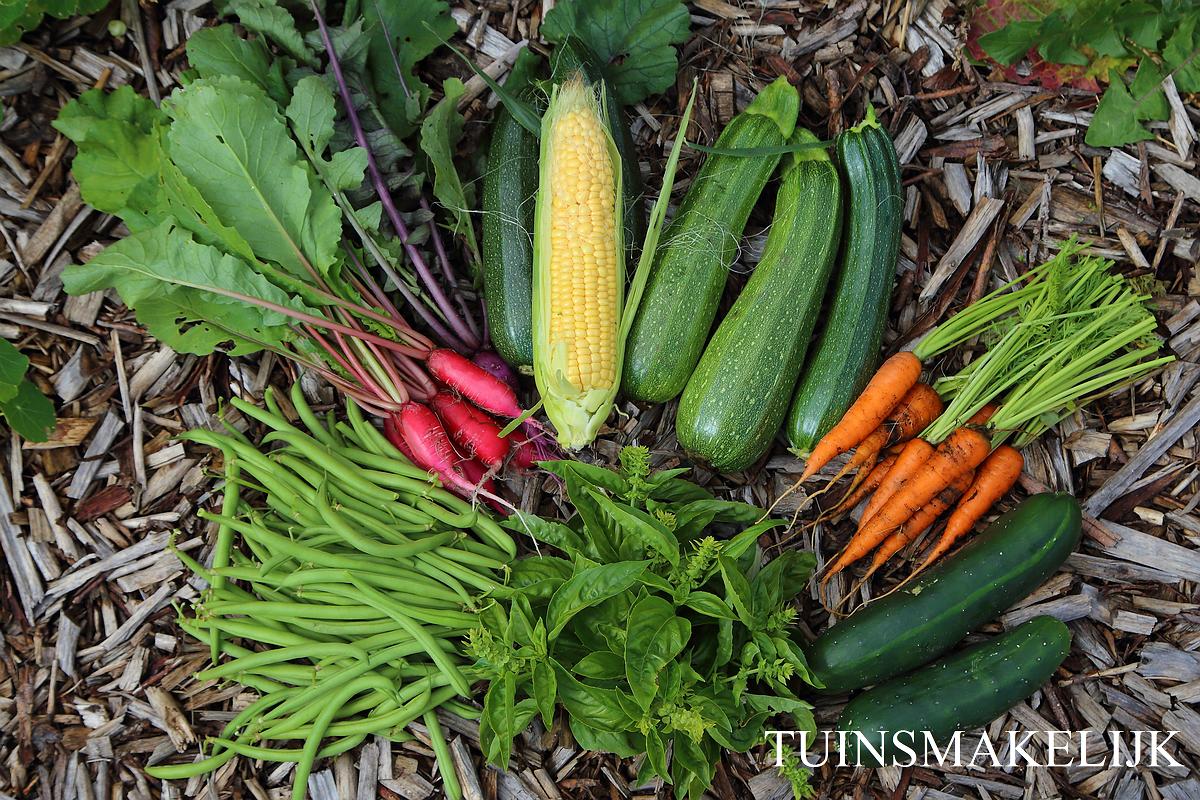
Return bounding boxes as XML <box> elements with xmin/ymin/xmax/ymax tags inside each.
<box><xmin>469</xmin><ymin>447</ymin><xmax>817</xmax><ymax>799</ymax></box>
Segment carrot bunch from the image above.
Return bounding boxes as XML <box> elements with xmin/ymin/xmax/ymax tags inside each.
<box><xmin>802</xmin><ymin>243</ymin><xmax>1175</xmax><ymax>585</ymax></box>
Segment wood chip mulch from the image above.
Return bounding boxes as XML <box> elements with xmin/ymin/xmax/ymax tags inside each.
<box><xmin>1</xmin><ymin>2</ymin><xmax>1198</xmax><ymax>799</ymax></box>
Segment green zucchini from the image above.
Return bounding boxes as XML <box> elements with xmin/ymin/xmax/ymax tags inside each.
<box><xmin>786</xmin><ymin>108</ymin><xmax>901</xmax><ymax>455</ymax></box>
<box><xmin>482</xmin><ymin>50</ymin><xmax>541</xmax><ymax>367</ymax></box>
<box><xmin>675</xmin><ymin>130</ymin><xmax>842</xmax><ymax>471</ymax></box>
<box><xmin>550</xmin><ymin>39</ymin><xmax>645</xmax><ymax>262</ymax></box>
<box><xmin>621</xmin><ymin>77</ymin><xmax>800</xmax><ymax>403</ymax></box>
<box><xmin>839</xmin><ymin>616</ymin><xmax>1071</xmax><ymax>766</ymax></box>
<box><xmin>806</xmin><ymin>493</ymin><xmax>1081</xmax><ymax>693</ymax></box>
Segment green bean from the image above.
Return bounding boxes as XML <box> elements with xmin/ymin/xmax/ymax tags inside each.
<box><xmin>207</xmin><ymin>456</ymin><xmax>241</xmax><ymax>662</ymax></box>
<box><xmin>424</xmin><ymin>710</ymin><xmax>463</xmax><ymax>800</ymax></box>
<box><xmin>411</xmin><ymin>558</ymin><xmax>472</xmax><ymax>604</ymax></box>
<box><xmin>263</xmin><ymin>639</ymin><xmax>444</xmax><ymax>725</ymax></box>
<box><xmin>316</xmin><ymin>487</ymin><xmax>456</xmax><ymax>561</ymax></box>
<box><xmin>336</xmin><ymin>445</ymin><xmax>435</xmax><ymax>484</ymax></box>
<box><xmin>197</xmin><ymin>643</ymin><xmax>368</xmax><ymax>682</ymax></box>
<box><xmin>434</xmin><ymin>545</ymin><xmax>508</xmax><ymax>572</ymax></box>
<box><xmin>211</xmin><ymin>567</ymin><xmax>465</xmax><ymax>609</ymax></box>
<box><xmin>203</xmin><ymin>732</ymin><xmax>365</xmax><ymax>765</ymax></box>
<box><xmin>470</xmin><ymin>514</ymin><xmax>518</xmax><ymax>560</ymax></box>
<box><xmin>416</xmin><ymin>550</ymin><xmax>503</xmax><ymax>595</ymax></box>
<box><xmin>268</xmin><ymin>677</ymin><xmax>457</xmax><ymax>741</ymax></box>
<box><xmin>333</xmin><ymin>502</ymin><xmax>434</xmax><ymax>546</ymax></box>
<box><xmin>290</xmin><ymin>382</ymin><xmax>335</xmax><ymax>446</ymax></box>
<box><xmin>440</xmin><ymin>699</ymin><xmax>482</xmax><ymax>720</ymax></box>
<box><xmin>199</xmin><ymin>512</ymin><xmax>442</xmax><ymax>584</ymax></box>
<box><xmin>193</xmin><ymin>616</ymin><xmax>330</xmax><ymax>650</ymax></box>
<box><xmin>259</xmin><ymin>673</ymin><xmax>398</xmax><ymax>741</ymax></box>
<box><xmin>292</xmin><ymin>679</ymin><xmax>378</xmax><ymax>799</ymax></box>
<box><xmin>232</xmin><ymin>393</ymin><xmax>301</xmax><ymax>434</ymax></box>
<box><xmin>262</xmin><ymin>429</ymin><xmax>399</xmax><ymax>504</ymax></box>
<box><xmin>205</xmin><ymin>600</ymin><xmax>394</xmax><ymax>621</ymax></box>
<box><xmin>349</xmin><ymin>577</ymin><xmax>472</xmax><ymax>695</ymax></box>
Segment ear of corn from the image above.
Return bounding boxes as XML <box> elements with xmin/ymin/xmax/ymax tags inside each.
<box><xmin>532</xmin><ymin>76</ymin><xmax>625</xmax><ymax>449</ymax></box>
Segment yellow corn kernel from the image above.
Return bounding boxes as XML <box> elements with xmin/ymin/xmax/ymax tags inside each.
<box><xmin>532</xmin><ymin>77</ymin><xmax>624</xmax><ymax>448</ymax></box>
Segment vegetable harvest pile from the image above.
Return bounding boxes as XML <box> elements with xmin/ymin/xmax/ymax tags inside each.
<box><xmin>30</xmin><ymin>0</ymin><xmax>1186</xmax><ymax>796</ymax></box>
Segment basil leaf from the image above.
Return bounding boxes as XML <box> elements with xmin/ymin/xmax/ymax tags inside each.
<box><xmin>509</xmin><ymin>556</ymin><xmax>573</xmax><ymax>602</ymax></box>
<box><xmin>672</xmin><ymin>498</ymin><xmax>762</xmax><ymax>534</ymax></box>
<box><xmin>586</xmin><ymin>486</ymin><xmax>679</xmax><ymax>565</ymax></box>
<box><xmin>645</xmin><ymin>727</ymin><xmax>669</xmax><ymax>779</ymax></box>
<box><xmin>532</xmin><ymin>660</ymin><xmax>557</xmax><ymax>727</ymax></box>
<box><xmin>505</xmin><ymin>511</ymin><xmax>587</xmax><ymax>556</ymax></box>
<box><xmin>645</xmin><ymin>475</ymin><xmax>713</xmax><ymax>503</ymax></box>
<box><xmin>683</xmin><ymin>590</ymin><xmax>735</xmax><ymax>620</ymax></box>
<box><xmin>568</xmin><ymin>718</ymin><xmax>643</xmax><ymax>759</ymax></box>
<box><xmin>541</xmin><ymin>458</ymin><xmax>630</xmax><ymax>495</ymax></box>
<box><xmin>624</xmin><ymin>595</ymin><xmax>690</xmax><ymax>709</ymax></box>
<box><xmin>717</xmin><ymin>556</ymin><xmax>756</xmax><ymax>628</ymax></box>
<box><xmin>723</xmin><ymin>518</ymin><xmax>785</xmax><ymax>561</ymax></box>
<box><xmin>572</xmin><ymin>651</ymin><xmax>626</xmax><ymax>681</ymax></box>
<box><xmin>751</xmin><ymin>549</ymin><xmax>814</xmax><ymax>616</ymax></box>
<box><xmin>482</xmin><ymin>672</ymin><xmax>517</xmax><ymax>767</ymax></box>
<box><xmin>553</xmin><ymin>662</ymin><xmax>636</xmax><ymax>733</ymax></box>
<box><xmin>545</xmin><ymin>561</ymin><xmax>646</xmax><ymax>638</ymax></box>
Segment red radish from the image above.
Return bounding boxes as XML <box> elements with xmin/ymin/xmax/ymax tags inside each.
<box><xmin>427</xmin><ymin>348</ymin><xmax>522</xmax><ymax>418</ymax></box>
<box><xmin>384</xmin><ymin>412</ymin><xmax>418</xmax><ymax>463</ymax></box>
<box><xmin>457</xmin><ymin>456</ymin><xmax>505</xmax><ymax>514</ymax></box>
<box><xmin>430</xmin><ymin>391</ymin><xmax>511</xmax><ymax>467</ymax></box>
<box><xmin>508</xmin><ymin>430</ymin><xmax>538</xmax><ymax>470</ymax></box>
<box><xmin>471</xmin><ymin>349</ymin><xmax>519</xmax><ymax>391</ymax></box>
<box><xmin>396</xmin><ymin>401</ymin><xmax>477</xmax><ymax>496</ymax></box>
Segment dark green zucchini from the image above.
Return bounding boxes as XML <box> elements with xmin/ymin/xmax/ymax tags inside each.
<box><xmin>839</xmin><ymin>616</ymin><xmax>1071</xmax><ymax>766</ymax></box>
<box><xmin>621</xmin><ymin>77</ymin><xmax>800</xmax><ymax>403</ymax></box>
<box><xmin>675</xmin><ymin>130</ymin><xmax>842</xmax><ymax>471</ymax></box>
<box><xmin>550</xmin><ymin>39</ymin><xmax>645</xmax><ymax>263</ymax></box>
<box><xmin>482</xmin><ymin>50</ymin><xmax>541</xmax><ymax>367</ymax></box>
<box><xmin>786</xmin><ymin>108</ymin><xmax>901</xmax><ymax>455</ymax></box>
<box><xmin>806</xmin><ymin>493</ymin><xmax>1081</xmax><ymax>693</ymax></box>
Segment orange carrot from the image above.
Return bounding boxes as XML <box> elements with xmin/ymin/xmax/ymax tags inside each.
<box><xmin>826</xmin><ymin>452</ymin><xmax>898</xmax><ymax>519</ymax></box>
<box><xmin>913</xmin><ymin>444</ymin><xmax>1024</xmax><ymax>574</ymax></box>
<box><xmin>865</xmin><ymin>469</ymin><xmax>974</xmax><ymax>579</ymax></box>
<box><xmin>841</xmin><ymin>383</ymin><xmax>944</xmax><ymax>478</ymax></box>
<box><xmin>801</xmin><ymin>351</ymin><xmax>922</xmax><ymax>481</ymax></box>
<box><xmin>858</xmin><ymin>437</ymin><xmax>934</xmax><ymax>527</ymax></box>
<box><xmin>967</xmin><ymin>402</ymin><xmax>999</xmax><ymax>425</ymax></box>
<box><xmin>823</xmin><ymin>428</ymin><xmax>990</xmax><ymax>583</ymax></box>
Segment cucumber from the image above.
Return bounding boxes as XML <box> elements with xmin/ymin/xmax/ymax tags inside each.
<box><xmin>550</xmin><ymin>39</ymin><xmax>645</xmax><ymax>262</ymax></box>
<box><xmin>482</xmin><ymin>50</ymin><xmax>541</xmax><ymax>367</ymax></box>
<box><xmin>839</xmin><ymin>616</ymin><xmax>1071</xmax><ymax>766</ymax></box>
<box><xmin>621</xmin><ymin>77</ymin><xmax>800</xmax><ymax>403</ymax></box>
<box><xmin>806</xmin><ymin>493</ymin><xmax>1081</xmax><ymax>693</ymax></box>
<box><xmin>786</xmin><ymin>108</ymin><xmax>901</xmax><ymax>455</ymax></box>
<box><xmin>675</xmin><ymin>131</ymin><xmax>842</xmax><ymax>472</ymax></box>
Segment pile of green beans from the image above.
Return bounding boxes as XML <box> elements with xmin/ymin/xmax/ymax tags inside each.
<box><xmin>147</xmin><ymin>385</ymin><xmax>516</xmax><ymax>800</ymax></box>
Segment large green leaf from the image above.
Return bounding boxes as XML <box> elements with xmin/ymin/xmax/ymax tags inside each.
<box><xmin>222</xmin><ymin>0</ymin><xmax>314</xmax><ymax>65</ymax></box>
<box><xmin>53</xmin><ymin>86</ymin><xmax>167</xmax><ymax>231</ymax></box>
<box><xmin>164</xmin><ymin>76</ymin><xmax>342</xmax><ymax>280</ymax></box>
<box><xmin>1</xmin><ymin>379</ymin><xmax>55</xmax><ymax>442</ymax></box>
<box><xmin>0</xmin><ymin>339</ymin><xmax>28</xmax><ymax>400</ymax></box>
<box><xmin>286</xmin><ymin>75</ymin><xmax>369</xmax><ymax>192</ymax></box>
<box><xmin>63</xmin><ymin>223</ymin><xmax>307</xmax><ymax>356</ymax></box>
<box><xmin>1086</xmin><ymin>70</ymin><xmax>1156</xmax><ymax>146</ymax></box>
<box><xmin>361</xmin><ymin>0</ymin><xmax>457</xmax><ymax>137</ymax></box>
<box><xmin>624</xmin><ymin>594</ymin><xmax>689</xmax><ymax>709</ymax></box>
<box><xmin>541</xmin><ymin>0</ymin><xmax>690</xmax><ymax>105</ymax></box>
<box><xmin>186</xmin><ymin>25</ymin><xmax>290</xmax><ymax>106</ymax></box>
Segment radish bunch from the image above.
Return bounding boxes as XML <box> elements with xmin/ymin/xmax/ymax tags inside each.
<box><xmin>385</xmin><ymin>349</ymin><xmax>553</xmax><ymax>508</ymax></box>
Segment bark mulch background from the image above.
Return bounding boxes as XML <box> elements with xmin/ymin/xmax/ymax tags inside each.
<box><xmin>1</xmin><ymin>1</ymin><xmax>1198</xmax><ymax>799</ymax></box>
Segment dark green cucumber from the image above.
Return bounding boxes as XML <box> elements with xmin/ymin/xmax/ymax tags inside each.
<box><xmin>622</xmin><ymin>77</ymin><xmax>800</xmax><ymax>403</ymax></box>
<box><xmin>786</xmin><ymin>109</ymin><xmax>901</xmax><ymax>455</ymax></box>
<box><xmin>675</xmin><ymin>131</ymin><xmax>842</xmax><ymax>472</ymax></box>
<box><xmin>806</xmin><ymin>493</ymin><xmax>1081</xmax><ymax>693</ymax></box>
<box><xmin>839</xmin><ymin>616</ymin><xmax>1071</xmax><ymax>766</ymax></box>
<box><xmin>482</xmin><ymin>50</ymin><xmax>541</xmax><ymax>367</ymax></box>
<box><xmin>550</xmin><ymin>39</ymin><xmax>645</xmax><ymax>262</ymax></box>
